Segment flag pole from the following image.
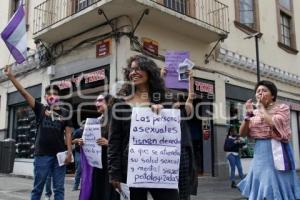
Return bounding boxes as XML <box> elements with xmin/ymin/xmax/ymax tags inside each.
<box><xmin>7</xmin><ymin>54</ymin><xmax>12</xmax><ymax>65</ymax></box>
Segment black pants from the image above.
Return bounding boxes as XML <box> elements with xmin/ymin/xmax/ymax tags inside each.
<box><xmin>130</xmin><ymin>188</ymin><xmax>179</xmax><ymax>200</ymax></box>
<box><xmin>90</xmin><ymin>168</ymin><xmax>120</xmax><ymax>200</ymax></box>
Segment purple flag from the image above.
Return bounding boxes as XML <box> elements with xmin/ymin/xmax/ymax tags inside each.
<box><xmin>1</xmin><ymin>3</ymin><xmax>27</xmax><ymax>64</ymax></box>
<box><xmin>79</xmin><ymin>148</ymin><xmax>93</xmax><ymax>200</ymax></box>
<box><xmin>165</xmin><ymin>51</ymin><xmax>190</xmax><ymax>89</ymax></box>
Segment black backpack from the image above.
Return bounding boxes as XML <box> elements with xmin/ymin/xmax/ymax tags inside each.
<box><xmin>224</xmin><ymin>137</ymin><xmax>236</xmax><ymax>152</ymax></box>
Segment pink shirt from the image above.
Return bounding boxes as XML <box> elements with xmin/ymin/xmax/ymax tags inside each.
<box><xmin>249</xmin><ymin>104</ymin><xmax>291</xmax><ymax>142</ymax></box>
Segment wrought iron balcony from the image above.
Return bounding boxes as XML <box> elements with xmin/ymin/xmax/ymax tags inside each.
<box><xmin>33</xmin><ymin>0</ymin><xmax>229</xmax><ymax>43</ymax></box>
<box><xmin>33</xmin><ymin>0</ymin><xmax>102</xmax><ymax>34</ymax></box>
<box><xmin>153</xmin><ymin>0</ymin><xmax>229</xmax><ymax>33</ymax></box>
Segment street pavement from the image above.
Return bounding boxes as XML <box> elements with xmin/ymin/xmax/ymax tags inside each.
<box><xmin>0</xmin><ymin>174</ymin><xmax>246</xmax><ymax>200</ymax></box>
<box><xmin>191</xmin><ymin>177</ymin><xmax>245</xmax><ymax>200</ymax></box>
<box><xmin>0</xmin><ymin>174</ymin><xmax>80</xmax><ymax>200</ymax></box>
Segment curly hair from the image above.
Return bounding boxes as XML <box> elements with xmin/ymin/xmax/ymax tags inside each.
<box><xmin>118</xmin><ymin>55</ymin><xmax>166</xmax><ymax>104</ymax></box>
<box><xmin>254</xmin><ymin>80</ymin><xmax>277</xmax><ymax>101</ymax></box>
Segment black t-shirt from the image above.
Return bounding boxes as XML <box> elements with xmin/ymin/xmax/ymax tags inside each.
<box><xmin>34</xmin><ymin>101</ymin><xmax>73</xmax><ymax>156</ymax></box>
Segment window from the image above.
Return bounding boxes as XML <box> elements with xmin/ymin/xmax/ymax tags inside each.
<box><xmin>276</xmin><ymin>0</ymin><xmax>298</xmax><ymax>54</ymax></box>
<box><xmin>279</xmin><ymin>0</ymin><xmax>291</xmax><ymax>10</ymax></box>
<box><xmin>226</xmin><ymin>100</ymin><xmax>254</xmax><ymax>158</ymax></box>
<box><xmin>73</xmin><ymin>0</ymin><xmax>98</xmax><ymax>12</ymax></box>
<box><xmin>11</xmin><ymin>0</ymin><xmax>22</xmax><ymax>15</ymax></box>
<box><xmin>280</xmin><ymin>12</ymin><xmax>291</xmax><ymax>47</ymax></box>
<box><xmin>157</xmin><ymin>0</ymin><xmax>195</xmax><ymax>17</ymax></box>
<box><xmin>240</xmin><ymin>0</ymin><xmax>254</xmax><ymax>28</ymax></box>
<box><xmin>9</xmin><ymin>103</ymin><xmax>37</xmax><ymax>158</ymax></box>
<box><xmin>10</xmin><ymin>0</ymin><xmax>29</xmax><ymax>31</ymax></box>
<box><xmin>77</xmin><ymin>0</ymin><xmax>88</xmax><ymax>11</ymax></box>
<box><xmin>164</xmin><ymin>0</ymin><xmax>187</xmax><ymax>14</ymax></box>
<box><xmin>234</xmin><ymin>0</ymin><xmax>259</xmax><ymax>33</ymax></box>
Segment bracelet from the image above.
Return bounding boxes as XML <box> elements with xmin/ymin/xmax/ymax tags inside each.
<box><xmin>244</xmin><ymin>111</ymin><xmax>254</xmax><ymax>121</ymax></box>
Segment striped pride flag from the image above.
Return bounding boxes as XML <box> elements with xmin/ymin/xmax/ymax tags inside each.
<box><xmin>272</xmin><ymin>139</ymin><xmax>295</xmax><ymax>171</ymax></box>
<box><xmin>1</xmin><ymin>2</ymin><xmax>27</xmax><ymax>64</ymax></box>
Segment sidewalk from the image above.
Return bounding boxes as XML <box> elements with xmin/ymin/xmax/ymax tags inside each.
<box><xmin>0</xmin><ymin>174</ymin><xmax>80</xmax><ymax>200</ymax></box>
<box><xmin>0</xmin><ymin>174</ymin><xmax>245</xmax><ymax>200</ymax></box>
<box><xmin>191</xmin><ymin>177</ymin><xmax>244</xmax><ymax>200</ymax></box>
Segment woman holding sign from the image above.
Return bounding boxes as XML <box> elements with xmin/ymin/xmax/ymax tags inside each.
<box><xmin>108</xmin><ymin>55</ymin><xmax>180</xmax><ymax>200</ymax></box>
<box><xmin>91</xmin><ymin>94</ymin><xmax>120</xmax><ymax>200</ymax></box>
<box><xmin>161</xmin><ymin>67</ymin><xmax>198</xmax><ymax>200</ymax></box>
<box><xmin>80</xmin><ymin>94</ymin><xmax>119</xmax><ymax>200</ymax></box>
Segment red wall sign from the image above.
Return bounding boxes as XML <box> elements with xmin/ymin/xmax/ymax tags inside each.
<box><xmin>194</xmin><ymin>80</ymin><xmax>214</xmax><ymax>94</ymax></box>
<box><xmin>54</xmin><ymin>69</ymin><xmax>106</xmax><ymax>90</ymax></box>
<box><xmin>96</xmin><ymin>39</ymin><xmax>111</xmax><ymax>58</ymax></box>
<box><xmin>142</xmin><ymin>38</ymin><xmax>159</xmax><ymax>56</ymax></box>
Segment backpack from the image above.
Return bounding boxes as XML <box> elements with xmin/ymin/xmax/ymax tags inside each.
<box><xmin>224</xmin><ymin>137</ymin><xmax>236</xmax><ymax>152</ymax></box>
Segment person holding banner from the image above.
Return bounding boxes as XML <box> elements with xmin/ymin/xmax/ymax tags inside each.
<box><xmin>79</xmin><ymin>94</ymin><xmax>119</xmax><ymax>200</ymax></box>
<box><xmin>90</xmin><ymin>94</ymin><xmax>119</xmax><ymax>200</ymax></box>
<box><xmin>4</xmin><ymin>66</ymin><xmax>73</xmax><ymax>200</ymax></box>
<box><xmin>108</xmin><ymin>55</ymin><xmax>180</xmax><ymax>200</ymax></box>
<box><xmin>238</xmin><ymin>80</ymin><xmax>300</xmax><ymax>200</ymax></box>
<box><xmin>170</xmin><ymin>71</ymin><xmax>198</xmax><ymax>200</ymax></box>
<box><xmin>161</xmin><ymin>66</ymin><xmax>198</xmax><ymax>200</ymax></box>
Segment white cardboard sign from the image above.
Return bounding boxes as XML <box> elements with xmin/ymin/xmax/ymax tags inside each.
<box><xmin>127</xmin><ymin>108</ymin><xmax>181</xmax><ymax>189</ymax></box>
<box><xmin>82</xmin><ymin>118</ymin><xmax>102</xmax><ymax>169</ymax></box>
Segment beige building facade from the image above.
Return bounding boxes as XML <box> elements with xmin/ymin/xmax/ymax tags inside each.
<box><xmin>0</xmin><ymin>0</ymin><xmax>299</xmax><ymax>178</ymax></box>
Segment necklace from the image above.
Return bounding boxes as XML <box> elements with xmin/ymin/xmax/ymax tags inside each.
<box><xmin>266</xmin><ymin>102</ymin><xmax>275</xmax><ymax>110</ymax></box>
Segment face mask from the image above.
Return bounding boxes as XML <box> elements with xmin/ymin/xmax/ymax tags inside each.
<box><xmin>46</xmin><ymin>95</ymin><xmax>60</xmax><ymax>106</ymax></box>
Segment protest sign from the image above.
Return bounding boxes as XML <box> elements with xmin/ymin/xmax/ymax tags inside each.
<box><xmin>82</xmin><ymin>118</ymin><xmax>102</xmax><ymax>169</ymax></box>
<box><xmin>178</xmin><ymin>62</ymin><xmax>189</xmax><ymax>81</ymax></box>
<box><xmin>127</xmin><ymin>108</ymin><xmax>181</xmax><ymax>189</ymax></box>
<box><xmin>56</xmin><ymin>151</ymin><xmax>74</xmax><ymax>166</ymax></box>
<box><xmin>165</xmin><ymin>51</ymin><xmax>189</xmax><ymax>89</ymax></box>
<box><xmin>178</xmin><ymin>58</ymin><xmax>195</xmax><ymax>81</ymax></box>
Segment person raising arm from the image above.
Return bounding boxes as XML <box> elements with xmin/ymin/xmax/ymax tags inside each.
<box><xmin>4</xmin><ymin>65</ymin><xmax>73</xmax><ymax>200</ymax></box>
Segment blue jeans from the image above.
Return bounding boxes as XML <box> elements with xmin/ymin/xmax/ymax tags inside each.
<box><xmin>227</xmin><ymin>153</ymin><xmax>244</xmax><ymax>181</ymax></box>
<box><xmin>31</xmin><ymin>156</ymin><xmax>66</xmax><ymax>200</ymax></box>
<box><xmin>45</xmin><ymin>173</ymin><xmax>52</xmax><ymax>197</ymax></box>
<box><xmin>73</xmin><ymin>151</ymin><xmax>81</xmax><ymax>190</ymax></box>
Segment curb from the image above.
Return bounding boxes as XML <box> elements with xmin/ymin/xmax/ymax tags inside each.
<box><xmin>0</xmin><ymin>173</ymin><xmax>75</xmax><ymax>185</ymax></box>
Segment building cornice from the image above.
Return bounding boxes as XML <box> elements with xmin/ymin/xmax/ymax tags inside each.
<box><xmin>216</xmin><ymin>47</ymin><xmax>300</xmax><ymax>86</ymax></box>
<box><xmin>0</xmin><ymin>53</ymin><xmax>40</xmax><ymax>83</ymax></box>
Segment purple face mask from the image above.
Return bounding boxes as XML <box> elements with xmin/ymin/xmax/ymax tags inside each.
<box><xmin>46</xmin><ymin>95</ymin><xmax>60</xmax><ymax>106</ymax></box>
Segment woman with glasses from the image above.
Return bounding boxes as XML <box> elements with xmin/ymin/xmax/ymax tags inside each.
<box><xmin>80</xmin><ymin>94</ymin><xmax>119</xmax><ymax>200</ymax></box>
<box><xmin>108</xmin><ymin>55</ymin><xmax>180</xmax><ymax>200</ymax></box>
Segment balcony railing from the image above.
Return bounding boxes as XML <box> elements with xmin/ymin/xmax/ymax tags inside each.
<box><xmin>33</xmin><ymin>0</ymin><xmax>229</xmax><ymax>35</ymax></box>
<box><xmin>156</xmin><ymin>0</ymin><xmax>229</xmax><ymax>33</ymax></box>
<box><xmin>33</xmin><ymin>0</ymin><xmax>102</xmax><ymax>34</ymax></box>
